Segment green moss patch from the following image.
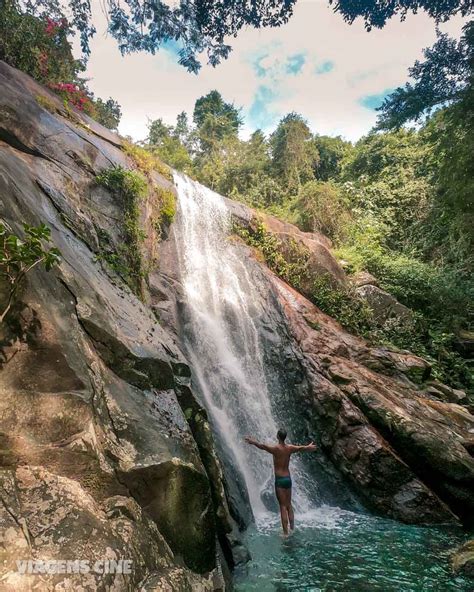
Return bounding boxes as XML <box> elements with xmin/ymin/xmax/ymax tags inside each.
<box><xmin>95</xmin><ymin>165</ymin><xmax>147</xmax><ymax>296</ymax></box>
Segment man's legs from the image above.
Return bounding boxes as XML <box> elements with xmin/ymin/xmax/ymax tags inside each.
<box><xmin>276</xmin><ymin>488</ymin><xmax>289</xmax><ymax>534</ymax></box>
<box><xmin>287</xmin><ymin>488</ymin><xmax>294</xmax><ymax>531</ymax></box>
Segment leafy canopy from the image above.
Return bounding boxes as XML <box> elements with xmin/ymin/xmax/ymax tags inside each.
<box><xmin>13</xmin><ymin>0</ymin><xmax>297</xmax><ymax>72</ymax></box>
<box><xmin>329</xmin><ymin>0</ymin><xmax>471</xmax><ymax>29</ymax></box>
<box><xmin>377</xmin><ymin>22</ymin><xmax>473</xmax><ymax>129</ymax></box>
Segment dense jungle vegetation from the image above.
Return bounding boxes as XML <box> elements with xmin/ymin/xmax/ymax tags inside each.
<box><xmin>1</xmin><ymin>0</ymin><xmax>472</xmax><ymax>393</ymax></box>
<box><xmin>142</xmin><ymin>24</ymin><xmax>474</xmax><ymax>394</ymax></box>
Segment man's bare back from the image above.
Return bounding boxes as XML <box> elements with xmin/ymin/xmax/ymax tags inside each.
<box><xmin>244</xmin><ymin>429</ymin><xmax>317</xmax><ymax>534</ymax></box>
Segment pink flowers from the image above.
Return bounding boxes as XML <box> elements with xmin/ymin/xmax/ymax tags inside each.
<box><xmin>45</xmin><ymin>17</ymin><xmax>67</xmax><ymax>37</ymax></box>
<box><xmin>48</xmin><ymin>83</ymin><xmax>93</xmax><ymax>113</ymax></box>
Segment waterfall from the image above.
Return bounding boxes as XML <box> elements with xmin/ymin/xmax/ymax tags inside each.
<box><xmin>173</xmin><ymin>173</ymin><xmax>314</xmax><ymax>516</ymax></box>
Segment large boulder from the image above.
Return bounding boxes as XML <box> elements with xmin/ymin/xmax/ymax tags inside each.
<box><xmin>355</xmin><ymin>284</ymin><xmax>413</xmax><ymax>324</ymax></box>
<box><xmin>452</xmin><ymin>540</ymin><xmax>474</xmax><ymax>578</ymax></box>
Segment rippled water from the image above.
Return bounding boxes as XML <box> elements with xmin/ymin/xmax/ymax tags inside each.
<box><xmin>235</xmin><ymin>508</ymin><xmax>471</xmax><ymax>592</ymax></box>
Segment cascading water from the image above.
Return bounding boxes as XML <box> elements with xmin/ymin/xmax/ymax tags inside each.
<box><xmin>173</xmin><ymin>172</ymin><xmax>313</xmax><ymax>515</ymax></box>
<box><xmin>172</xmin><ymin>173</ymin><xmax>471</xmax><ymax>591</ymax></box>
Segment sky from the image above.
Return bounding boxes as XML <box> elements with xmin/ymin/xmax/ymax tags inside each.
<box><xmin>84</xmin><ymin>0</ymin><xmax>466</xmax><ymax>143</ymax></box>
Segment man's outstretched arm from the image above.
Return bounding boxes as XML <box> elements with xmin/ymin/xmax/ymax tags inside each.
<box><xmin>244</xmin><ymin>436</ymin><xmax>274</xmax><ymax>453</ymax></box>
<box><xmin>289</xmin><ymin>441</ymin><xmax>317</xmax><ymax>453</ymax></box>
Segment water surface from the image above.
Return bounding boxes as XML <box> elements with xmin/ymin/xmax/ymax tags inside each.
<box><xmin>235</xmin><ymin>508</ymin><xmax>471</xmax><ymax>592</ymax></box>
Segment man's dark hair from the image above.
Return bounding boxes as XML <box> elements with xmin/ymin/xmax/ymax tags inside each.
<box><xmin>277</xmin><ymin>429</ymin><xmax>287</xmax><ymax>442</ymax></box>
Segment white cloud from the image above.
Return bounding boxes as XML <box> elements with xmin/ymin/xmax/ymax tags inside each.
<box><xmin>84</xmin><ymin>0</ymin><xmax>466</xmax><ymax>142</ymax></box>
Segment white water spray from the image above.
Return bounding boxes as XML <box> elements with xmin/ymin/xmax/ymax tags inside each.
<box><xmin>173</xmin><ymin>173</ymin><xmax>312</xmax><ymax>515</ymax></box>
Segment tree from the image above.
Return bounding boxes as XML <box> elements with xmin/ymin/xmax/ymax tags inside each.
<box><xmin>294</xmin><ymin>181</ymin><xmax>351</xmax><ymax>240</ymax></box>
<box><xmin>270</xmin><ymin>113</ymin><xmax>319</xmax><ymax>194</ymax></box>
<box><xmin>147</xmin><ymin>118</ymin><xmax>173</xmax><ymax>146</ymax></box>
<box><xmin>147</xmin><ymin>118</ymin><xmax>192</xmax><ymax>172</ymax></box>
<box><xmin>0</xmin><ymin>222</ymin><xmax>61</xmax><ymax>323</ymax></box>
<box><xmin>341</xmin><ymin>129</ymin><xmax>433</xmax><ymax>250</ymax></box>
<box><xmin>193</xmin><ymin>91</ymin><xmax>242</xmax><ymax>147</ymax></box>
<box><xmin>174</xmin><ymin>111</ymin><xmax>191</xmax><ymax>146</ymax></box>
<box><xmin>330</xmin><ymin>0</ymin><xmax>473</xmax><ymax>129</ymax></box>
<box><xmin>93</xmin><ymin>97</ymin><xmax>122</xmax><ymax>130</ymax></box>
<box><xmin>330</xmin><ymin>0</ymin><xmax>471</xmax><ymax>30</ymax></box>
<box><xmin>0</xmin><ymin>0</ymin><xmax>83</xmax><ymax>84</ymax></box>
<box><xmin>12</xmin><ymin>0</ymin><xmax>297</xmax><ymax>72</ymax></box>
<box><xmin>313</xmin><ymin>135</ymin><xmax>353</xmax><ymax>181</ymax></box>
<box><xmin>377</xmin><ymin>22</ymin><xmax>473</xmax><ymax>129</ymax></box>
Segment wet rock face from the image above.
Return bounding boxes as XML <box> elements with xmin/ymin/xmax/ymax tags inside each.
<box><xmin>0</xmin><ymin>60</ymin><xmax>236</xmax><ymax>590</ymax></box>
<box><xmin>271</xmin><ymin>277</ymin><xmax>474</xmax><ymax>526</ymax></box>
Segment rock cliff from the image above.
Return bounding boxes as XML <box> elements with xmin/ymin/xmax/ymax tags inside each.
<box><xmin>0</xmin><ymin>61</ymin><xmax>243</xmax><ymax>591</ymax></box>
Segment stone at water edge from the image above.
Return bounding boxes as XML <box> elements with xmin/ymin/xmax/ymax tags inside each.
<box><xmin>452</xmin><ymin>540</ymin><xmax>474</xmax><ymax>578</ymax></box>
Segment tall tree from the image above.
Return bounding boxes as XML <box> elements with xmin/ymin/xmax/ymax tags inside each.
<box><xmin>147</xmin><ymin>118</ymin><xmax>173</xmax><ymax>146</ymax></box>
<box><xmin>193</xmin><ymin>91</ymin><xmax>241</xmax><ymax>134</ymax></box>
<box><xmin>313</xmin><ymin>135</ymin><xmax>353</xmax><ymax>181</ymax></box>
<box><xmin>174</xmin><ymin>111</ymin><xmax>191</xmax><ymax>145</ymax></box>
<box><xmin>193</xmin><ymin>90</ymin><xmax>242</xmax><ymax>152</ymax></box>
<box><xmin>270</xmin><ymin>113</ymin><xmax>318</xmax><ymax>194</ymax></box>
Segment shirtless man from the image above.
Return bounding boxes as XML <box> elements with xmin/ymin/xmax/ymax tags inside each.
<box><xmin>245</xmin><ymin>429</ymin><xmax>317</xmax><ymax>535</ymax></box>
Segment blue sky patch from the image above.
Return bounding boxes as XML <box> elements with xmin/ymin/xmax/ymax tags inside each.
<box><xmin>162</xmin><ymin>39</ymin><xmax>182</xmax><ymax>56</ymax></box>
<box><xmin>253</xmin><ymin>53</ymin><xmax>270</xmax><ymax>78</ymax></box>
<box><xmin>286</xmin><ymin>53</ymin><xmax>306</xmax><ymax>75</ymax></box>
<box><xmin>248</xmin><ymin>85</ymin><xmax>281</xmax><ymax>130</ymax></box>
<box><xmin>315</xmin><ymin>60</ymin><xmax>334</xmax><ymax>75</ymax></box>
<box><xmin>359</xmin><ymin>89</ymin><xmax>395</xmax><ymax>110</ymax></box>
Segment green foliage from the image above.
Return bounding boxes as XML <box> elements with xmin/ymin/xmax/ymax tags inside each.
<box><xmin>95</xmin><ymin>166</ymin><xmax>147</xmax><ymax>295</ymax></box>
<box><xmin>0</xmin><ymin>1</ymin><xmax>83</xmax><ymax>84</ymax></box>
<box><xmin>341</xmin><ymin>129</ymin><xmax>433</xmax><ymax>250</ymax></box>
<box><xmin>122</xmin><ymin>141</ymin><xmax>172</xmax><ymax>181</ymax></box>
<box><xmin>269</xmin><ymin>112</ymin><xmax>318</xmax><ymax>195</ymax></box>
<box><xmin>234</xmin><ymin>220</ymin><xmax>310</xmax><ymax>290</ymax></box>
<box><xmin>0</xmin><ymin>1</ymin><xmax>123</xmax><ymax>130</ymax></box>
<box><xmin>292</xmin><ymin>181</ymin><xmax>352</xmax><ymax>241</ymax></box>
<box><xmin>311</xmin><ymin>274</ymin><xmax>375</xmax><ymax>336</ymax></box>
<box><xmin>234</xmin><ymin>220</ymin><xmax>374</xmax><ymax>334</ymax></box>
<box><xmin>147</xmin><ymin>119</ymin><xmax>193</xmax><ymax>173</ymax></box>
<box><xmin>153</xmin><ymin>186</ymin><xmax>177</xmax><ymax>236</ymax></box>
<box><xmin>93</xmin><ymin>97</ymin><xmax>122</xmax><ymax>130</ymax></box>
<box><xmin>329</xmin><ymin>0</ymin><xmax>471</xmax><ymax>30</ymax></box>
<box><xmin>3</xmin><ymin>0</ymin><xmax>297</xmax><ymax>72</ymax></box>
<box><xmin>35</xmin><ymin>93</ymin><xmax>60</xmax><ymax>114</ymax></box>
<box><xmin>313</xmin><ymin>135</ymin><xmax>353</xmax><ymax>181</ymax></box>
<box><xmin>377</xmin><ymin>22</ymin><xmax>473</xmax><ymax>129</ymax></box>
<box><xmin>336</xmin><ymin>236</ymin><xmax>473</xmax><ymax>392</ymax></box>
<box><xmin>0</xmin><ymin>221</ymin><xmax>61</xmax><ymax>322</ymax></box>
<box><xmin>193</xmin><ymin>90</ymin><xmax>242</xmax><ymax>146</ymax></box>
